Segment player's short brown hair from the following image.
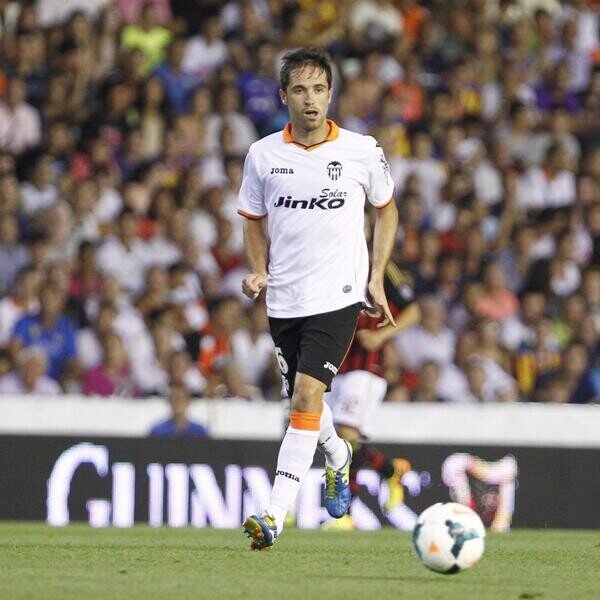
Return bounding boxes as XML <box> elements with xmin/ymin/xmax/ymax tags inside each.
<box><xmin>280</xmin><ymin>47</ymin><xmax>332</xmax><ymax>91</ymax></box>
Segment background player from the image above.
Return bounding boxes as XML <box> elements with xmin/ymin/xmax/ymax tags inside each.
<box><xmin>238</xmin><ymin>47</ymin><xmax>398</xmax><ymax>550</ymax></box>
<box><xmin>322</xmin><ymin>260</ymin><xmax>421</xmax><ymax>530</ymax></box>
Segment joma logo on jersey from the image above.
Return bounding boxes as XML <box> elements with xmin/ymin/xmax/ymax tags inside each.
<box><xmin>274</xmin><ymin>195</ymin><xmax>345</xmax><ymax>210</ymax></box>
<box><xmin>327</xmin><ymin>161</ymin><xmax>343</xmax><ymax>180</ymax></box>
<box><xmin>270</xmin><ymin>167</ymin><xmax>294</xmax><ymax>175</ymax></box>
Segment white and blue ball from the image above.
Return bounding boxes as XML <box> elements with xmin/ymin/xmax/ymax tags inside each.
<box><xmin>412</xmin><ymin>502</ymin><xmax>486</xmax><ymax>574</ymax></box>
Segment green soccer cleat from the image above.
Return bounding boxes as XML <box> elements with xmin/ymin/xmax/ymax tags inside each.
<box><xmin>324</xmin><ymin>439</ymin><xmax>353</xmax><ymax>518</ymax></box>
<box><xmin>242</xmin><ymin>513</ymin><xmax>278</xmax><ymax>551</ymax></box>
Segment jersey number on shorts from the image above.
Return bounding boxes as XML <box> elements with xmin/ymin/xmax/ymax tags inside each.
<box><xmin>274</xmin><ymin>347</ymin><xmax>289</xmax><ymax>374</ymax></box>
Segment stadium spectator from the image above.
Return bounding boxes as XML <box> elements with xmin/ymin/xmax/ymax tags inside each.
<box><xmin>349</xmin><ymin>0</ymin><xmax>403</xmax><ymax>51</ymax></box>
<box><xmin>0</xmin><ymin>266</ymin><xmax>40</xmax><ymax>349</ymax></box>
<box><xmin>182</xmin><ymin>15</ymin><xmax>228</xmax><ymax>79</ymax></box>
<box><xmin>68</xmin><ymin>240</ymin><xmax>102</xmax><ymax>305</ymax></box>
<box><xmin>533</xmin><ymin>338</ymin><xmax>589</xmax><ymax>403</ymax></box>
<box><xmin>475</xmin><ymin>262</ymin><xmax>519</xmax><ymax>323</ymax></box>
<box><xmin>97</xmin><ymin>208</ymin><xmax>148</xmax><ymax>294</ymax></box>
<box><xmin>496</xmin><ymin>102</ymin><xmax>542</xmax><ymax>167</ymax></box>
<box><xmin>149</xmin><ymin>384</ymin><xmax>208</xmax><ymax>437</ymax></box>
<box><xmin>83</xmin><ymin>331</ymin><xmax>137</xmax><ymax>397</ymax></box>
<box><xmin>464</xmin><ymin>355</ymin><xmax>518</xmax><ymax>403</ymax></box>
<box><xmin>9</xmin><ymin>284</ymin><xmax>79</xmax><ymax>385</ymax></box>
<box><xmin>121</xmin><ymin>2</ymin><xmax>173</xmax><ymax>73</ymax></box>
<box><xmin>167</xmin><ymin>349</ymin><xmax>206</xmax><ymax>397</ymax></box>
<box><xmin>0</xmin><ymin>346</ymin><xmax>60</xmax><ymax>395</ymax></box>
<box><xmin>570</xmin><ymin>341</ymin><xmax>600</xmax><ymax>404</ymax></box>
<box><xmin>187</xmin><ymin>294</ymin><xmax>252</xmax><ymax>398</ymax></box>
<box><xmin>139</xmin><ymin>76</ymin><xmax>168</xmax><ymax>159</ymax></box>
<box><xmin>237</xmin><ymin>41</ymin><xmax>280</xmax><ymax>134</ymax></box>
<box><xmin>394</xmin><ymin>295</ymin><xmax>456</xmax><ymax>371</ymax></box>
<box><xmin>0</xmin><ymin>212</ymin><xmax>29</xmax><ymax>293</ymax></box>
<box><xmin>0</xmin><ymin>77</ymin><xmax>41</xmax><ymax>154</ymax></box>
<box><xmin>135</xmin><ymin>265</ymin><xmax>169</xmax><ymax>318</ymax></box>
<box><xmin>76</xmin><ymin>300</ymin><xmax>118</xmax><ymax>370</ymax></box>
<box><xmin>20</xmin><ymin>154</ymin><xmax>59</xmax><ymax>216</ymax></box>
<box><xmin>394</xmin><ymin>130</ymin><xmax>446</xmax><ymax>215</ymax></box>
<box><xmin>204</xmin><ymin>84</ymin><xmax>258</xmax><ymax>156</ymax></box>
<box><xmin>410</xmin><ymin>360</ymin><xmax>444</xmax><ymax>403</ymax></box>
<box><xmin>517</xmin><ymin>144</ymin><xmax>577</xmax><ymax>211</ymax></box>
<box><xmin>152</xmin><ymin>37</ymin><xmax>200</xmax><ymax>114</ymax></box>
<box><xmin>231</xmin><ymin>301</ymin><xmax>274</xmax><ymax>389</ymax></box>
<box><xmin>117</xmin><ymin>0</ymin><xmax>173</xmax><ymax>26</ymax></box>
<box><xmin>473</xmin><ymin>318</ymin><xmax>512</xmax><ymax>374</ymax></box>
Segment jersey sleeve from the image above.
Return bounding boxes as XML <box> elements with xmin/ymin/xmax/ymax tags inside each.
<box><xmin>365</xmin><ymin>137</ymin><xmax>395</xmax><ymax>208</ymax></box>
<box><xmin>237</xmin><ymin>148</ymin><xmax>267</xmax><ymax>219</ymax></box>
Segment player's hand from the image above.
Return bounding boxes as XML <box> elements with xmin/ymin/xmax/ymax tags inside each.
<box><xmin>366</xmin><ymin>278</ymin><xmax>396</xmax><ymax>328</ymax></box>
<box><xmin>356</xmin><ymin>329</ymin><xmax>385</xmax><ymax>352</ymax></box>
<box><xmin>242</xmin><ymin>273</ymin><xmax>267</xmax><ymax>300</ymax></box>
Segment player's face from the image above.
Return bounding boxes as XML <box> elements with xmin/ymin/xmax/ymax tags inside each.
<box><xmin>280</xmin><ymin>66</ymin><xmax>332</xmax><ymax>132</ymax></box>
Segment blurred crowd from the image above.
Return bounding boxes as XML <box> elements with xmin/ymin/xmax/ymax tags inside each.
<box><xmin>0</xmin><ymin>0</ymin><xmax>598</xmax><ymax>406</ymax></box>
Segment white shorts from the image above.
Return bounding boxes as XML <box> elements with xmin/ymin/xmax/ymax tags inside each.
<box><xmin>325</xmin><ymin>370</ymin><xmax>388</xmax><ymax>436</ymax></box>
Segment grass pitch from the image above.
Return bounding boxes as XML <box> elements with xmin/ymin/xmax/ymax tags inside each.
<box><xmin>1</xmin><ymin>523</ymin><xmax>599</xmax><ymax>600</ymax></box>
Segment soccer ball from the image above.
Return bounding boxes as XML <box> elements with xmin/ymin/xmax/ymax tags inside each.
<box><xmin>412</xmin><ymin>502</ymin><xmax>486</xmax><ymax>574</ymax></box>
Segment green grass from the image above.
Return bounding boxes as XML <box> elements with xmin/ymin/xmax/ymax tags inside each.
<box><xmin>1</xmin><ymin>524</ymin><xmax>599</xmax><ymax>600</ymax></box>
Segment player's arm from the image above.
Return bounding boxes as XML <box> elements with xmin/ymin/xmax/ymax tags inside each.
<box><xmin>357</xmin><ymin>301</ymin><xmax>421</xmax><ymax>352</ymax></box>
<box><xmin>368</xmin><ymin>200</ymin><xmax>399</xmax><ymax>327</ymax></box>
<box><xmin>238</xmin><ymin>147</ymin><xmax>268</xmax><ymax>300</ymax></box>
<box><xmin>242</xmin><ymin>218</ymin><xmax>268</xmax><ymax>300</ymax></box>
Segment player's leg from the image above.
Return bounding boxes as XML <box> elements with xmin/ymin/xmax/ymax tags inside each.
<box><xmin>263</xmin><ymin>371</ymin><xmax>325</xmax><ymax>528</ymax></box>
<box><xmin>318</xmin><ymin>392</ymin><xmax>353</xmax><ymax>472</ymax></box>
<box><xmin>350</xmin><ymin>443</ymin><xmax>412</xmax><ymax>513</ymax></box>
<box><xmin>319</xmin><ymin>374</ymin><xmax>360</xmax><ymax>516</ymax></box>
<box><xmin>319</xmin><ymin>419</ymin><xmax>359</xmax><ymax>530</ymax></box>
<box><xmin>332</xmin><ymin>371</ymin><xmax>411</xmax><ymax>516</ymax></box>
<box><xmin>300</xmin><ymin>305</ymin><xmax>360</xmax><ymax>519</ymax></box>
<box><xmin>245</xmin><ymin>371</ymin><xmax>327</xmax><ymax>549</ymax></box>
<box><xmin>243</xmin><ymin>304</ymin><xmax>360</xmax><ymax>549</ymax></box>
<box><xmin>320</xmin><ymin>371</ymin><xmax>364</xmax><ymax>529</ymax></box>
<box><xmin>243</xmin><ymin>316</ymin><xmax>301</xmax><ymax>550</ymax></box>
<box><xmin>349</xmin><ymin>371</ymin><xmax>411</xmax><ymax>512</ymax></box>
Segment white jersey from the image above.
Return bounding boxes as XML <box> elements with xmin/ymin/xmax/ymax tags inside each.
<box><xmin>237</xmin><ymin>120</ymin><xmax>394</xmax><ymax>318</ymax></box>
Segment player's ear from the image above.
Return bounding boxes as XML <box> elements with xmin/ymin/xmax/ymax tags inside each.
<box><xmin>279</xmin><ymin>89</ymin><xmax>287</xmax><ymax>105</ymax></box>
<box><xmin>327</xmin><ymin>87</ymin><xmax>333</xmax><ymax>104</ymax></box>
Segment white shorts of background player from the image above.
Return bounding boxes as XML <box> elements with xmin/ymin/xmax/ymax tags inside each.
<box><xmin>325</xmin><ymin>370</ymin><xmax>388</xmax><ymax>438</ymax></box>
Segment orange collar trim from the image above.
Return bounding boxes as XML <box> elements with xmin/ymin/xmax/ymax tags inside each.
<box><xmin>283</xmin><ymin>119</ymin><xmax>339</xmax><ymax>149</ymax></box>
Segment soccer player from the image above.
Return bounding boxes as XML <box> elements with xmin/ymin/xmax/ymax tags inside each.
<box><xmin>238</xmin><ymin>47</ymin><xmax>398</xmax><ymax>550</ymax></box>
<box><xmin>322</xmin><ymin>261</ymin><xmax>421</xmax><ymax>530</ymax></box>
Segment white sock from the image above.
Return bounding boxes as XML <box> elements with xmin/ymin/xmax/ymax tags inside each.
<box><xmin>318</xmin><ymin>400</ymin><xmax>349</xmax><ymax>470</ymax></box>
<box><xmin>266</xmin><ymin>425</ymin><xmax>319</xmax><ymax>533</ymax></box>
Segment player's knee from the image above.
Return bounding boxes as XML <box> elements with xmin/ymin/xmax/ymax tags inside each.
<box><xmin>291</xmin><ymin>381</ymin><xmax>323</xmax><ymax>413</ymax></box>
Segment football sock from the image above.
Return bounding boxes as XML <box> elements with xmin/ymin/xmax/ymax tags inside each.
<box><xmin>317</xmin><ymin>401</ymin><xmax>349</xmax><ymax>470</ymax></box>
<box><xmin>266</xmin><ymin>410</ymin><xmax>320</xmax><ymax>533</ymax></box>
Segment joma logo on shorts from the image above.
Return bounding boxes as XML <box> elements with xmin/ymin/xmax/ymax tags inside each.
<box><xmin>276</xmin><ymin>469</ymin><xmax>300</xmax><ymax>482</ymax></box>
<box><xmin>323</xmin><ymin>361</ymin><xmax>338</xmax><ymax>375</ymax></box>
<box><xmin>270</xmin><ymin>167</ymin><xmax>294</xmax><ymax>174</ymax></box>
<box><xmin>274</xmin><ymin>195</ymin><xmax>345</xmax><ymax>210</ymax></box>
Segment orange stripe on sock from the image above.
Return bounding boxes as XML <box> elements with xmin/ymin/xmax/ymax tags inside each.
<box><xmin>289</xmin><ymin>411</ymin><xmax>321</xmax><ymax>431</ymax></box>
